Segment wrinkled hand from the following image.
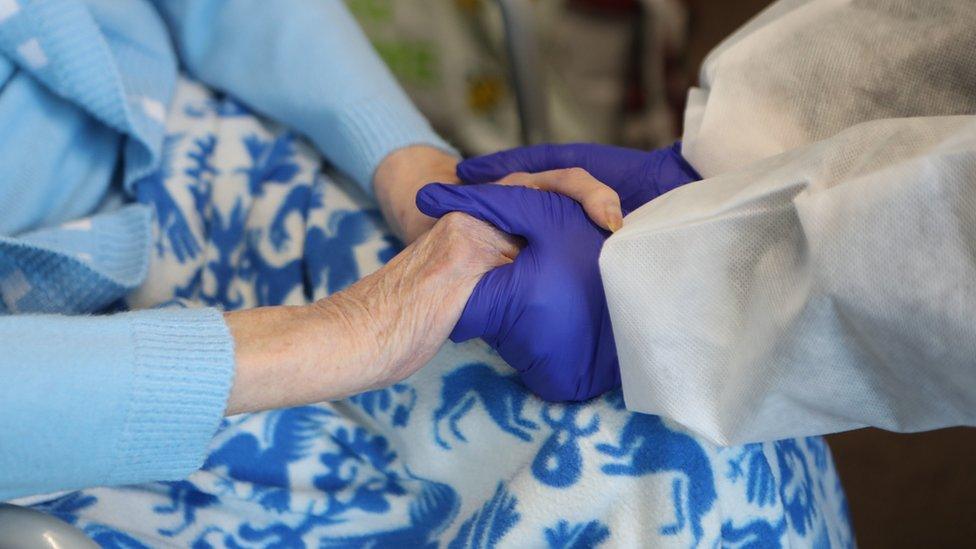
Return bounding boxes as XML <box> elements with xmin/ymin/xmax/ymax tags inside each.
<box><xmin>458</xmin><ymin>142</ymin><xmax>701</xmax><ymax>231</ymax></box>
<box><xmin>321</xmin><ymin>211</ymin><xmax>520</xmax><ymax>389</ymax></box>
<box><xmin>226</xmin><ymin>212</ymin><xmax>518</xmax><ymax>415</ymax></box>
<box><xmin>417</xmin><ymin>183</ymin><xmax>617</xmax><ymax>402</ymax></box>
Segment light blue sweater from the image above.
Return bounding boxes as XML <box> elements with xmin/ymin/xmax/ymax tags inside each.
<box><xmin>0</xmin><ymin>0</ymin><xmax>452</xmax><ymax>500</ymax></box>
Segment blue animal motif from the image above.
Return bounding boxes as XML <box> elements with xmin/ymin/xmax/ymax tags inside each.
<box><xmin>596</xmin><ymin>414</ymin><xmax>716</xmax><ymax>546</ymax></box>
<box><xmin>721</xmin><ymin>518</ymin><xmax>786</xmax><ymax>549</ymax></box>
<box><xmin>203</xmin><ymin>407</ymin><xmax>332</xmax><ymax>512</ymax></box>
<box><xmin>269</xmin><ymin>183</ymin><xmax>322</xmax><ymax>251</ymax></box>
<box><xmin>240</xmin><ymin>229</ymin><xmax>304</xmax><ymax>306</ymax></box>
<box><xmin>448</xmin><ymin>482</ymin><xmax>521</xmax><ymax>549</ymax></box>
<box><xmin>433</xmin><ymin>363</ymin><xmax>539</xmax><ymax>449</ymax></box>
<box><xmin>727</xmin><ymin>444</ymin><xmax>777</xmax><ymax>507</ymax></box>
<box><xmin>775</xmin><ymin>439</ymin><xmax>817</xmax><ymax>536</ymax></box>
<box><xmin>137</xmin><ymin>133</ymin><xmax>201</xmax><ymax>262</ymax></box>
<box><xmin>153</xmin><ymin>480</ymin><xmax>219</xmax><ymax>537</ymax></box>
<box><xmin>237</xmin><ymin>133</ymin><xmax>301</xmax><ymax>196</ymax></box>
<box><xmin>305</xmin><ymin>210</ymin><xmax>381</xmax><ymax>294</ymax></box>
<box><xmin>349</xmin><ymin>383</ymin><xmax>418</xmax><ymax>427</ymax></box>
<box><xmin>532</xmin><ymin>405</ymin><xmax>600</xmax><ymax>488</ymax></box>
<box><xmin>544</xmin><ymin>519</ymin><xmax>610</xmax><ymax>549</ymax></box>
<box><xmin>318</xmin><ymin>479</ymin><xmax>460</xmax><ymax>548</ymax></box>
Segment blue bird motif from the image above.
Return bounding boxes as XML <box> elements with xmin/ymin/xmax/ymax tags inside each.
<box><xmin>237</xmin><ymin>133</ymin><xmax>301</xmax><ymax>196</ymax></box>
<box><xmin>448</xmin><ymin>482</ymin><xmax>521</xmax><ymax>549</ymax></box>
<box><xmin>532</xmin><ymin>405</ymin><xmax>600</xmax><ymax>488</ymax></box>
<box><xmin>203</xmin><ymin>406</ymin><xmax>333</xmax><ymax>512</ymax></box>
<box><xmin>137</xmin><ymin>133</ymin><xmax>201</xmax><ymax>263</ymax></box>
<box><xmin>721</xmin><ymin>518</ymin><xmax>786</xmax><ymax>549</ymax></box>
<box><xmin>775</xmin><ymin>439</ymin><xmax>818</xmax><ymax>536</ymax></box>
<box><xmin>544</xmin><ymin>519</ymin><xmax>610</xmax><ymax>549</ymax></box>
<box><xmin>596</xmin><ymin>414</ymin><xmax>716</xmax><ymax>546</ymax></box>
<box><xmin>433</xmin><ymin>363</ymin><xmax>539</xmax><ymax>449</ymax></box>
<box><xmin>153</xmin><ymin>481</ymin><xmax>219</xmax><ymax>537</ymax></box>
<box><xmin>305</xmin><ymin>209</ymin><xmax>381</xmax><ymax>294</ymax></box>
<box><xmin>240</xmin><ymin>229</ymin><xmax>304</xmax><ymax>306</ymax></box>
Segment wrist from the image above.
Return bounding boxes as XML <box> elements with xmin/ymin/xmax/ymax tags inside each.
<box><xmin>374</xmin><ymin>145</ymin><xmax>460</xmax><ymax>243</ymax></box>
<box><xmin>224</xmin><ymin>305</ymin><xmax>326</xmax><ymax>415</ymax></box>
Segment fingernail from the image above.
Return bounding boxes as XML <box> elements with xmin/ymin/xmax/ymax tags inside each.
<box><xmin>605</xmin><ymin>204</ymin><xmax>623</xmax><ymax>232</ymax></box>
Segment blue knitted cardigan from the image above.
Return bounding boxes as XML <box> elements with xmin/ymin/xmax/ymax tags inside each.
<box><xmin>0</xmin><ymin>0</ymin><xmax>452</xmax><ymax>500</ymax></box>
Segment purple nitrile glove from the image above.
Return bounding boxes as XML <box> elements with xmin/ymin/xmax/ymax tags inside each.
<box><xmin>416</xmin><ymin>183</ymin><xmax>619</xmax><ymax>402</ymax></box>
<box><xmin>458</xmin><ymin>142</ymin><xmax>701</xmax><ymax>216</ymax></box>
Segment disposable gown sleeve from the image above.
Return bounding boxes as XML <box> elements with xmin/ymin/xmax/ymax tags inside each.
<box><xmin>600</xmin><ymin>115</ymin><xmax>976</xmax><ymax>445</ymax></box>
<box><xmin>604</xmin><ymin>0</ymin><xmax>976</xmax><ymax>445</ymax></box>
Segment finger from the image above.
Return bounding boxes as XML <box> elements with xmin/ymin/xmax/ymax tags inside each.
<box><xmin>458</xmin><ymin>143</ymin><xmax>624</xmax><ymax>184</ymax></box>
<box><xmin>416</xmin><ymin>182</ymin><xmax>549</xmax><ymax>239</ymax></box>
<box><xmin>496</xmin><ymin>168</ymin><xmax>623</xmax><ymax>232</ymax></box>
<box><xmin>456</xmin><ymin>144</ymin><xmax>557</xmax><ymax>184</ymax></box>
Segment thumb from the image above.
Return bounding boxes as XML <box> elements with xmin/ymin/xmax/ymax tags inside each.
<box><xmin>416</xmin><ymin>183</ymin><xmax>544</xmax><ymax>239</ymax></box>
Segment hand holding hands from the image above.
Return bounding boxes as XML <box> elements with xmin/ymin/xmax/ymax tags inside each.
<box><xmin>458</xmin><ymin>142</ymin><xmax>700</xmax><ymax>231</ymax></box>
<box><xmin>417</xmin><ymin>183</ymin><xmax>618</xmax><ymax>401</ymax></box>
<box><xmin>415</xmin><ymin>142</ymin><xmax>701</xmax><ymax>402</ymax></box>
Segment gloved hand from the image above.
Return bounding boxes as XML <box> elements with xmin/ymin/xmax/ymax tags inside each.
<box><xmin>457</xmin><ymin>142</ymin><xmax>701</xmax><ymax>231</ymax></box>
<box><xmin>416</xmin><ymin>182</ymin><xmax>618</xmax><ymax>402</ymax></box>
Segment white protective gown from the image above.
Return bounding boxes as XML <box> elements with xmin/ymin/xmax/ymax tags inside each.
<box><xmin>601</xmin><ymin>0</ymin><xmax>976</xmax><ymax>445</ymax></box>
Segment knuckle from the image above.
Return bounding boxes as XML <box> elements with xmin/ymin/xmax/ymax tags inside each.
<box><xmin>440</xmin><ymin>211</ymin><xmax>469</xmax><ymax>231</ymax></box>
<box><xmin>563</xmin><ymin>166</ymin><xmax>589</xmax><ymax>181</ymax></box>
<box><xmin>593</xmin><ymin>186</ymin><xmax>618</xmax><ymax>202</ymax></box>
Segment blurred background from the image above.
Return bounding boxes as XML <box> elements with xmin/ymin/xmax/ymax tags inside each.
<box><xmin>345</xmin><ymin>1</ymin><xmax>976</xmax><ymax>546</ymax></box>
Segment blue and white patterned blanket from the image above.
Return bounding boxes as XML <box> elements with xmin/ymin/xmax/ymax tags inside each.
<box><xmin>25</xmin><ymin>79</ymin><xmax>853</xmax><ymax>548</ymax></box>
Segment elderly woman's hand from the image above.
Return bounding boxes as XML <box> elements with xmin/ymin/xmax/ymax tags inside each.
<box><xmin>223</xmin><ymin>212</ymin><xmax>518</xmax><ymax>415</ymax></box>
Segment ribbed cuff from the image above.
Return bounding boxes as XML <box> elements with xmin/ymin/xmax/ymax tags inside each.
<box><xmin>106</xmin><ymin>307</ymin><xmax>235</xmax><ymax>485</ymax></box>
<box><xmin>329</xmin><ymin>95</ymin><xmax>459</xmax><ymax>193</ymax></box>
